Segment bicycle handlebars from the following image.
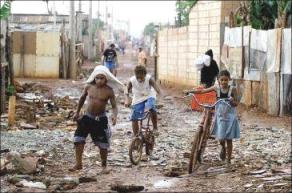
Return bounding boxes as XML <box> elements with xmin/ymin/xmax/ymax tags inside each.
<box><xmin>184</xmin><ymin>93</ymin><xmax>232</xmax><ymax>108</ymax></box>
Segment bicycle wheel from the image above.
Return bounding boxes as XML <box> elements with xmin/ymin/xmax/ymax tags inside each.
<box><xmin>188</xmin><ymin>131</ymin><xmax>201</xmax><ymax>174</ymax></box>
<box><xmin>129</xmin><ymin>137</ymin><xmax>143</xmax><ymax>165</ymax></box>
<box><xmin>145</xmin><ymin>131</ymin><xmax>155</xmax><ymax>155</ymax></box>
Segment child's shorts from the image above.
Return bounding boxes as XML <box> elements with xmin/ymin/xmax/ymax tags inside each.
<box><xmin>130</xmin><ymin>97</ymin><xmax>156</xmax><ymax>121</ymax></box>
<box><xmin>73</xmin><ymin>113</ymin><xmax>111</xmax><ymax>150</ymax></box>
<box><xmin>104</xmin><ymin>61</ymin><xmax>116</xmax><ymax>71</ymax></box>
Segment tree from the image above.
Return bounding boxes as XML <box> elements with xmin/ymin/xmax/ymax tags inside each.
<box><xmin>0</xmin><ymin>0</ymin><xmax>10</xmax><ymax>20</ymax></box>
<box><xmin>143</xmin><ymin>22</ymin><xmax>158</xmax><ymax>39</ymax></box>
<box><xmin>235</xmin><ymin>0</ymin><xmax>291</xmax><ymax>29</ymax></box>
<box><xmin>175</xmin><ymin>0</ymin><xmax>197</xmax><ymax>27</ymax></box>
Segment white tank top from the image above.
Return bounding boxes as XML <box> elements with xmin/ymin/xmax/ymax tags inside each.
<box><xmin>130</xmin><ymin>74</ymin><xmax>156</xmax><ymax>105</ymax></box>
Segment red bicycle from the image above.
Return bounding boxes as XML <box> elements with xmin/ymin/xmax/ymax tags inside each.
<box><xmin>185</xmin><ymin>93</ymin><xmax>231</xmax><ymax>173</ymax></box>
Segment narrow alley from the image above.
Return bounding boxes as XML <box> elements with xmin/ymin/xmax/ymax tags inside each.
<box><xmin>1</xmin><ymin>46</ymin><xmax>291</xmax><ymax>193</ymax></box>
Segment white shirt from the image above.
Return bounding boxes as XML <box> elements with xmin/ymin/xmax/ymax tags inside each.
<box><xmin>130</xmin><ymin>74</ymin><xmax>156</xmax><ymax>105</ymax></box>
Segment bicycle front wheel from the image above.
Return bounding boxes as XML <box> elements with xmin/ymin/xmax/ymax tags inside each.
<box><xmin>129</xmin><ymin>137</ymin><xmax>143</xmax><ymax>165</ymax></box>
<box><xmin>145</xmin><ymin>131</ymin><xmax>155</xmax><ymax>155</ymax></box>
<box><xmin>188</xmin><ymin>131</ymin><xmax>201</xmax><ymax>174</ymax></box>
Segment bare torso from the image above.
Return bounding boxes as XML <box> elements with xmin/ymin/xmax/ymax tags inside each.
<box><xmin>85</xmin><ymin>84</ymin><xmax>113</xmax><ymax>116</ymax></box>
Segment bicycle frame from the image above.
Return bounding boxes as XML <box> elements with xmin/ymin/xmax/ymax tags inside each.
<box><xmin>129</xmin><ymin>110</ymin><xmax>155</xmax><ymax>165</ymax></box>
<box><xmin>137</xmin><ymin>111</ymin><xmax>152</xmax><ymax>139</ymax></box>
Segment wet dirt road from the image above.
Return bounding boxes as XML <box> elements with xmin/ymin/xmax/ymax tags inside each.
<box><xmin>1</xmin><ymin>47</ymin><xmax>291</xmax><ymax>192</ymax></box>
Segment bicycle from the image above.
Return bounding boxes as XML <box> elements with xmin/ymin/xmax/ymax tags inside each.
<box><xmin>128</xmin><ymin>110</ymin><xmax>155</xmax><ymax>165</ymax></box>
<box><xmin>184</xmin><ymin>93</ymin><xmax>231</xmax><ymax>174</ymax></box>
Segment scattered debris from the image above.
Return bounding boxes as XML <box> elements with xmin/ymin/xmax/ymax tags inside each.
<box><xmin>110</xmin><ymin>184</ymin><xmax>144</xmax><ymax>193</ymax></box>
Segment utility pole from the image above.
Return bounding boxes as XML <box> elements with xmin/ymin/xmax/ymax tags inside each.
<box><xmin>88</xmin><ymin>0</ymin><xmax>93</xmax><ymax>60</ymax></box>
<box><xmin>97</xmin><ymin>0</ymin><xmax>101</xmax><ymax>59</ymax></box>
<box><xmin>111</xmin><ymin>6</ymin><xmax>114</xmax><ymax>41</ymax></box>
<box><xmin>77</xmin><ymin>0</ymin><xmax>82</xmax><ymax>42</ymax></box>
<box><xmin>79</xmin><ymin>0</ymin><xmax>82</xmax><ymax>12</ymax></box>
<box><xmin>53</xmin><ymin>1</ymin><xmax>56</xmax><ymax>29</ymax></box>
<box><xmin>105</xmin><ymin>5</ymin><xmax>108</xmax><ymax>41</ymax></box>
<box><xmin>69</xmin><ymin>1</ymin><xmax>77</xmax><ymax>79</ymax></box>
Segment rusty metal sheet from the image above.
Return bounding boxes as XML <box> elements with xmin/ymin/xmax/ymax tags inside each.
<box><xmin>280</xmin><ymin>74</ymin><xmax>292</xmax><ymax>116</ymax></box>
<box><xmin>281</xmin><ymin>28</ymin><xmax>291</xmax><ymax>74</ymax></box>
<box><xmin>23</xmin><ymin>54</ymin><xmax>36</xmax><ymax>77</ymax></box>
<box><xmin>227</xmin><ymin>47</ymin><xmax>242</xmax><ymax>79</ymax></box>
<box><xmin>36</xmin><ymin>32</ymin><xmax>60</xmax><ymax>57</ymax></box>
<box><xmin>251</xmin><ymin>81</ymin><xmax>261</xmax><ymax>106</ymax></box>
<box><xmin>12</xmin><ymin>54</ymin><xmax>36</xmax><ymax>77</ymax></box>
<box><xmin>266</xmin><ymin>29</ymin><xmax>282</xmax><ymax>73</ymax></box>
<box><xmin>12</xmin><ymin>54</ymin><xmax>21</xmax><ymax>77</ymax></box>
<box><xmin>12</xmin><ymin>31</ymin><xmax>36</xmax><ymax>54</ymax></box>
<box><xmin>35</xmin><ymin>56</ymin><xmax>59</xmax><ymax>78</ymax></box>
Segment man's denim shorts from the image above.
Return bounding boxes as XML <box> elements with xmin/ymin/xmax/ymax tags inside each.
<box><xmin>130</xmin><ymin>97</ymin><xmax>156</xmax><ymax>121</ymax></box>
<box><xmin>104</xmin><ymin>61</ymin><xmax>115</xmax><ymax>71</ymax></box>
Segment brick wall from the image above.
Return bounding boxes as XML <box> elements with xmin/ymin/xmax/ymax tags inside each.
<box><xmin>157</xmin><ymin>1</ymin><xmax>240</xmax><ymax>87</ymax></box>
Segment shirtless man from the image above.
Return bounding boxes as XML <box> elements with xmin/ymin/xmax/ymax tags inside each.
<box><xmin>69</xmin><ymin>70</ymin><xmax>117</xmax><ymax>174</ymax></box>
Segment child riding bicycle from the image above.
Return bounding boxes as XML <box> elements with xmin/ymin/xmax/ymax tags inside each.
<box><xmin>124</xmin><ymin>65</ymin><xmax>161</xmax><ymax>137</ymax></box>
<box><xmin>185</xmin><ymin>70</ymin><xmax>240</xmax><ymax>164</ymax></box>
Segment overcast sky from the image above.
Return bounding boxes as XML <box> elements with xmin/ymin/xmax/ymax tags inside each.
<box><xmin>9</xmin><ymin>1</ymin><xmax>177</xmax><ymax>37</ymax></box>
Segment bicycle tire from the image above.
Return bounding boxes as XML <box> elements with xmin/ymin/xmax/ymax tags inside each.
<box><xmin>129</xmin><ymin>137</ymin><xmax>143</xmax><ymax>165</ymax></box>
<box><xmin>188</xmin><ymin>131</ymin><xmax>201</xmax><ymax>174</ymax></box>
<box><xmin>145</xmin><ymin>131</ymin><xmax>155</xmax><ymax>155</ymax></box>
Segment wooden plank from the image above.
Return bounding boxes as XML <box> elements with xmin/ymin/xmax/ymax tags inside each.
<box><xmin>251</xmin><ymin>81</ymin><xmax>260</xmax><ymax>106</ymax></box>
<box><xmin>259</xmin><ymin>72</ymin><xmax>269</xmax><ymax>112</ymax></box>
<box><xmin>243</xmin><ymin>80</ymin><xmax>252</xmax><ymax>106</ymax></box>
<box><xmin>267</xmin><ymin>72</ymin><xmax>280</xmax><ymax>115</ymax></box>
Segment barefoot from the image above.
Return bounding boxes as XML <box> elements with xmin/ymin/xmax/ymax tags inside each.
<box><xmin>99</xmin><ymin>167</ymin><xmax>111</xmax><ymax>175</ymax></box>
<box><xmin>68</xmin><ymin>165</ymin><xmax>82</xmax><ymax>172</ymax></box>
<box><xmin>152</xmin><ymin>129</ymin><xmax>159</xmax><ymax>137</ymax></box>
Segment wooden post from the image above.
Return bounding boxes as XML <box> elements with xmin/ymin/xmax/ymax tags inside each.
<box><xmin>8</xmin><ymin>95</ymin><xmax>16</xmax><ymax>126</ymax></box>
<box><xmin>88</xmin><ymin>0</ymin><xmax>93</xmax><ymax>60</ymax></box>
<box><xmin>241</xmin><ymin>24</ymin><xmax>245</xmax><ymax>78</ymax></box>
<box><xmin>6</xmin><ymin>25</ymin><xmax>14</xmax><ymax>86</ymax></box>
<box><xmin>0</xmin><ymin>65</ymin><xmax>5</xmax><ymax>114</ymax></box>
<box><xmin>21</xmin><ymin>33</ymin><xmax>25</xmax><ymax>77</ymax></box>
<box><xmin>69</xmin><ymin>1</ymin><xmax>77</xmax><ymax>79</ymax></box>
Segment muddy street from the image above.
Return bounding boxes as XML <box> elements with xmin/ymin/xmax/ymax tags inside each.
<box><xmin>1</xmin><ymin>48</ymin><xmax>291</xmax><ymax>193</ymax></box>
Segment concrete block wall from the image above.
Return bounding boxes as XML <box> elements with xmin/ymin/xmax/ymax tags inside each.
<box><xmin>158</xmin><ymin>26</ymin><xmax>189</xmax><ymax>85</ymax></box>
<box><xmin>158</xmin><ymin>1</ymin><xmax>241</xmax><ymax>87</ymax></box>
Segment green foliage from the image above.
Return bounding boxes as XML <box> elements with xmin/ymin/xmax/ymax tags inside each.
<box><xmin>6</xmin><ymin>85</ymin><xmax>15</xmax><ymax>96</ymax></box>
<box><xmin>175</xmin><ymin>0</ymin><xmax>197</xmax><ymax>26</ymax></box>
<box><xmin>0</xmin><ymin>0</ymin><xmax>10</xmax><ymax>20</ymax></box>
<box><xmin>92</xmin><ymin>18</ymin><xmax>105</xmax><ymax>34</ymax></box>
<box><xmin>143</xmin><ymin>22</ymin><xmax>159</xmax><ymax>38</ymax></box>
<box><xmin>249</xmin><ymin>0</ymin><xmax>291</xmax><ymax>29</ymax></box>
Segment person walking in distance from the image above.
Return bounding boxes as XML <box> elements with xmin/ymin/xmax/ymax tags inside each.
<box><xmin>137</xmin><ymin>47</ymin><xmax>147</xmax><ymax>66</ymax></box>
<box><xmin>102</xmin><ymin>43</ymin><xmax>118</xmax><ymax>76</ymax></box>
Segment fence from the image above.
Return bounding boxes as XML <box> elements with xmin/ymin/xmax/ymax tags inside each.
<box><xmin>222</xmin><ymin>26</ymin><xmax>291</xmax><ymax>116</ymax></box>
